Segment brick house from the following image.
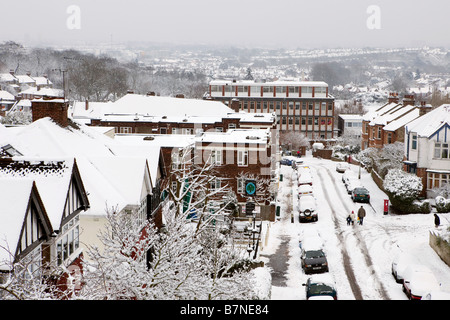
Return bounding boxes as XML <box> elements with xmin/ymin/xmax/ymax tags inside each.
<box><xmin>404</xmin><ymin>104</ymin><xmax>450</xmax><ymax>198</ymax></box>
<box><xmin>194</xmin><ymin>128</ymin><xmax>276</xmax><ymax>221</ymax></box>
<box><xmin>71</xmin><ymin>93</ymin><xmax>276</xmax><ymax>135</ymax></box>
<box><xmin>361</xmin><ymin>94</ymin><xmax>421</xmax><ymax>150</ymax></box>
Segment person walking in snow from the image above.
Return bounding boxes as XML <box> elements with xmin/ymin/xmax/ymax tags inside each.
<box><xmin>434</xmin><ymin>214</ymin><xmax>440</xmax><ymax>228</ymax></box>
<box><xmin>358</xmin><ymin>206</ymin><xmax>366</xmax><ymax>225</ymax></box>
<box><xmin>349</xmin><ymin>211</ymin><xmax>356</xmax><ymax>226</ymax></box>
<box><xmin>346</xmin><ymin>214</ymin><xmax>352</xmax><ymax>226</ymax></box>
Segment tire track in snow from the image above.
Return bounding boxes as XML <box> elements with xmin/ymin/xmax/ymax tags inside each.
<box><xmin>313</xmin><ymin>167</ymin><xmax>363</xmax><ymax>300</ymax></box>
<box><xmin>315</xmin><ymin>165</ymin><xmax>390</xmax><ymax>300</ymax></box>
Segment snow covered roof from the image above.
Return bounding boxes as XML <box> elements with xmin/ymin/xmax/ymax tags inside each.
<box><xmin>0</xmin><ymin>158</ymin><xmax>74</xmax><ymax>230</ymax></box>
<box><xmin>102</xmin><ymin>93</ymin><xmax>234</xmax><ymax>118</ymax></box>
<box><xmin>210</xmin><ymin>79</ymin><xmax>328</xmax><ymax>87</ymax></box>
<box><xmin>0</xmin><ymin>90</ymin><xmax>15</xmax><ymax>101</ymax></box>
<box><xmin>406</xmin><ymin>104</ymin><xmax>450</xmax><ymax>138</ymax></box>
<box><xmin>0</xmin><ymin>73</ymin><xmax>18</xmax><ymax>83</ymax></box>
<box><xmin>383</xmin><ymin>108</ymin><xmax>421</xmax><ymax>132</ymax></box>
<box><xmin>20</xmin><ymin>87</ymin><xmax>63</xmax><ymax>98</ymax></box>
<box><xmin>14</xmin><ymin>74</ymin><xmax>35</xmax><ymax>84</ymax></box>
<box><xmin>195</xmin><ymin>128</ymin><xmax>271</xmax><ymax>145</ymax></box>
<box><xmin>0</xmin><ymin>118</ymin><xmax>163</xmax><ymax>216</ymax></box>
<box><xmin>338</xmin><ymin>114</ymin><xmax>363</xmax><ymax>121</ymax></box>
<box><xmin>362</xmin><ymin>102</ymin><xmax>400</xmax><ymax>121</ymax></box>
<box><xmin>370</xmin><ymin>105</ymin><xmax>418</xmax><ymax>126</ymax></box>
<box><xmin>0</xmin><ymin>178</ymin><xmax>34</xmax><ymax>269</ymax></box>
<box><xmin>32</xmin><ymin>76</ymin><xmax>52</xmax><ymax>86</ymax></box>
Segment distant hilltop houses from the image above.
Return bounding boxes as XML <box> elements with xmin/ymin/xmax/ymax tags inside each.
<box><xmin>0</xmin><ymin>70</ymin><xmax>62</xmax><ymax>114</ymax></box>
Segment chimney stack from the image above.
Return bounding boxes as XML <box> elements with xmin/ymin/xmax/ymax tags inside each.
<box><xmin>403</xmin><ymin>94</ymin><xmax>415</xmax><ymax>106</ymax></box>
<box><xmin>419</xmin><ymin>101</ymin><xmax>432</xmax><ymax>116</ymax></box>
<box><xmin>32</xmin><ymin>98</ymin><xmax>69</xmax><ymax>127</ymax></box>
<box><xmin>230</xmin><ymin>98</ymin><xmax>241</xmax><ymax>112</ymax></box>
<box><xmin>388</xmin><ymin>92</ymin><xmax>399</xmax><ymax>104</ymax></box>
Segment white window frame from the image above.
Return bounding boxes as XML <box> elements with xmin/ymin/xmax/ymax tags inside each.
<box><xmin>238</xmin><ymin>150</ymin><xmax>248</xmax><ymax>166</ymax></box>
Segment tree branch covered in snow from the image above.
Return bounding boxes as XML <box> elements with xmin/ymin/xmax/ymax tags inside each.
<box><xmin>79</xmin><ymin>205</ymin><xmax>257</xmax><ymax>300</ymax></box>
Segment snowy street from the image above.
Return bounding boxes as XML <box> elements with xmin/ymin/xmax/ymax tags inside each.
<box><xmin>260</xmin><ymin>154</ymin><xmax>450</xmax><ymax>300</ymax></box>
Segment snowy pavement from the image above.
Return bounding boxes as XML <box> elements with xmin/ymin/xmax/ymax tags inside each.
<box><xmin>259</xmin><ymin>154</ymin><xmax>450</xmax><ymax>300</ymax></box>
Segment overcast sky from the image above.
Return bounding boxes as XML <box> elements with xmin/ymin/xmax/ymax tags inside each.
<box><xmin>1</xmin><ymin>0</ymin><xmax>450</xmax><ymax>48</ymax></box>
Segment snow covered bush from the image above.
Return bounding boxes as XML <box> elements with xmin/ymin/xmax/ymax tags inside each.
<box><xmin>384</xmin><ymin>169</ymin><xmax>428</xmax><ymax>213</ymax></box>
<box><xmin>436</xmin><ymin>196</ymin><xmax>450</xmax><ymax>213</ymax></box>
<box><xmin>0</xmin><ymin>111</ymin><xmax>32</xmax><ymax>125</ymax></box>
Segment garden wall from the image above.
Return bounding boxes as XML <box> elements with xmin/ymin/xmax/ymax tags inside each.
<box><xmin>429</xmin><ymin>231</ymin><xmax>450</xmax><ymax>267</ymax></box>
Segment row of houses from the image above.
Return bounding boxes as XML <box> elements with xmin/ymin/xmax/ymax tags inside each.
<box><xmin>338</xmin><ymin>92</ymin><xmax>449</xmax><ymax>198</ymax></box>
<box><xmin>0</xmin><ymin>70</ymin><xmax>60</xmax><ymax>114</ymax></box>
<box><xmin>0</xmin><ymin>92</ymin><xmax>279</xmax><ymax>297</ymax></box>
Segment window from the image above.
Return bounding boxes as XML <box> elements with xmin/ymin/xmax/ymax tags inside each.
<box><xmin>263</xmin><ymin>86</ymin><xmax>272</xmax><ymax>93</ymax></box>
<box><xmin>210</xmin><ymin>179</ymin><xmax>221</xmax><ymax>190</ymax></box>
<box><xmin>237</xmin><ymin>178</ymin><xmax>244</xmax><ymax>194</ymax></box>
<box><xmin>387</xmin><ymin>132</ymin><xmax>392</xmax><ymax>144</ymax></box>
<box><xmin>119</xmin><ymin>127</ymin><xmax>132</xmax><ymax>134</ymax></box>
<box><xmin>315</xmin><ymin>87</ymin><xmax>327</xmax><ymax>94</ymax></box>
<box><xmin>251</xmin><ymin>86</ymin><xmax>260</xmax><ymax>94</ymax></box>
<box><xmin>289</xmin><ymin>101</ymin><xmax>294</xmax><ymax>109</ymax></box>
<box><xmin>56</xmin><ymin>220</ymin><xmax>80</xmax><ymax>266</ymax></box>
<box><xmin>377</xmin><ymin>127</ymin><xmax>382</xmax><ymax>139</ymax></box>
<box><xmin>303</xmin><ymin>87</ymin><xmax>313</xmax><ymax>94</ymax></box>
<box><xmin>238</xmin><ymin>150</ymin><xmax>248</xmax><ymax>166</ymax></box>
<box><xmin>210</xmin><ymin>149</ymin><xmax>222</xmax><ymax>165</ymax></box>
<box><xmin>295</xmin><ymin>102</ymin><xmax>300</xmax><ymax>110</ymax></box>
<box><xmin>433</xmin><ymin>143</ymin><xmax>449</xmax><ymax>159</ymax></box>
<box><xmin>428</xmin><ymin>172</ymin><xmax>449</xmax><ymax>189</ymax></box>
<box><xmin>276</xmin><ymin>102</ymin><xmax>281</xmax><ymax>110</ymax></box>
<box><xmin>412</xmin><ymin>134</ymin><xmax>417</xmax><ymax>150</ymax></box>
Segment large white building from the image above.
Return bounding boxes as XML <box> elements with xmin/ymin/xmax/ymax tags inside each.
<box><xmin>205</xmin><ymin>79</ymin><xmax>335</xmax><ymax>140</ymax></box>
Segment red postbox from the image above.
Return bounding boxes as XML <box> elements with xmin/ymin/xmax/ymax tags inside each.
<box><xmin>384</xmin><ymin>199</ymin><xmax>389</xmax><ymax>215</ymax></box>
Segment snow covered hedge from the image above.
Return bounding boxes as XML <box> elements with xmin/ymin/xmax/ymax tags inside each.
<box><xmin>436</xmin><ymin>196</ymin><xmax>450</xmax><ymax>213</ymax></box>
<box><xmin>384</xmin><ymin>169</ymin><xmax>430</xmax><ymax>213</ymax></box>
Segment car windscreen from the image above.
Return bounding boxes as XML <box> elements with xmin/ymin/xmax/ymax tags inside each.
<box><xmin>309</xmin><ymin>283</ymin><xmax>334</xmax><ymax>295</ymax></box>
<box><xmin>354</xmin><ymin>188</ymin><xmax>369</xmax><ymax>194</ymax></box>
<box><xmin>305</xmin><ymin>250</ymin><xmax>325</xmax><ymax>259</ymax></box>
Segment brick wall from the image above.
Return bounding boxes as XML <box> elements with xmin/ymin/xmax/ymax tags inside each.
<box><xmin>32</xmin><ymin>100</ymin><xmax>68</xmax><ymax>127</ymax></box>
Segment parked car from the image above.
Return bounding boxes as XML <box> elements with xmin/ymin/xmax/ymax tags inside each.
<box><xmin>351</xmin><ymin>187</ymin><xmax>370</xmax><ymax>203</ymax></box>
<box><xmin>298</xmin><ymin>195</ymin><xmax>318</xmax><ymax>222</ymax></box>
<box><xmin>300</xmin><ymin>238</ymin><xmax>329</xmax><ymax>274</ymax></box>
<box><xmin>342</xmin><ymin>170</ymin><xmax>356</xmax><ymax>185</ymax></box>
<box><xmin>392</xmin><ymin>252</ymin><xmax>417</xmax><ymax>283</ymax></box>
<box><xmin>298</xmin><ymin>227</ymin><xmax>320</xmax><ymax>250</ymax></box>
<box><xmin>298</xmin><ymin>184</ymin><xmax>313</xmax><ymax>198</ymax></box>
<box><xmin>280</xmin><ymin>158</ymin><xmax>293</xmax><ymax>166</ymax></box>
<box><xmin>303</xmin><ymin>274</ymin><xmax>337</xmax><ymax>300</ymax></box>
<box><xmin>336</xmin><ymin>162</ymin><xmax>349</xmax><ymax>173</ymax></box>
<box><xmin>402</xmin><ymin>264</ymin><xmax>441</xmax><ymax>300</ymax></box>
<box><xmin>298</xmin><ymin>171</ymin><xmax>313</xmax><ymax>186</ymax></box>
